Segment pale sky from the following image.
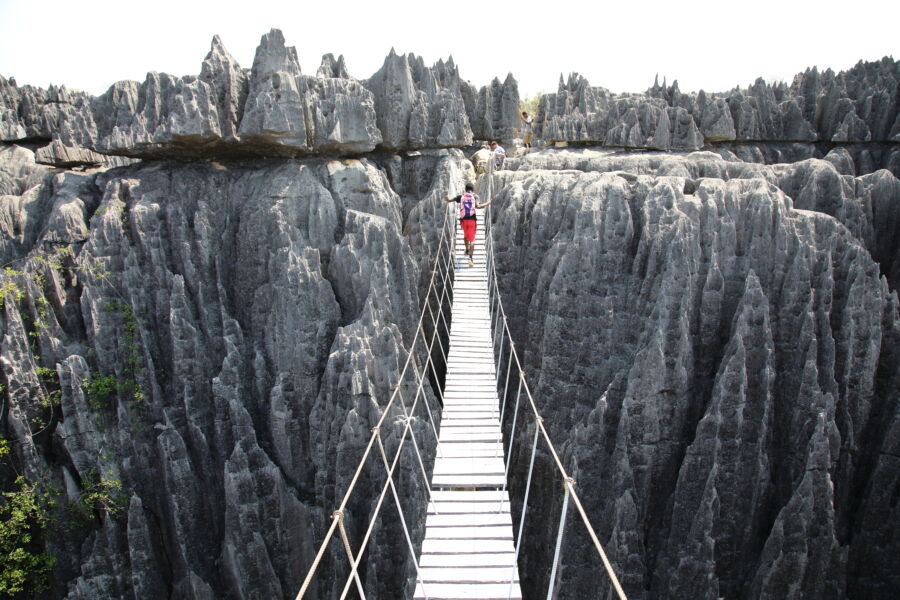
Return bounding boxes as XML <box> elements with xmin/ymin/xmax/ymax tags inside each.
<box><xmin>0</xmin><ymin>0</ymin><xmax>897</xmax><ymax>99</ymax></box>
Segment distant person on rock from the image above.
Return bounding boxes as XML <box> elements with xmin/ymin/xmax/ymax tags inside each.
<box><xmin>470</xmin><ymin>144</ymin><xmax>492</xmax><ymax>175</ymax></box>
<box><xmin>446</xmin><ymin>183</ymin><xmax>491</xmax><ymax>267</ymax></box>
<box><xmin>489</xmin><ymin>141</ymin><xmax>506</xmax><ymax>170</ymax></box>
<box><xmin>520</xmin><ymin>111</ymin><xmax>534</xmax><ymax>148</ymax></box>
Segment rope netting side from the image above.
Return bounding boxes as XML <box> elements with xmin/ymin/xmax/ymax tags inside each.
<box><xmin>296</xmin><ymin>200</ymin><xmax>457</xmax><ymax>600</ymax></box>
<box><xmin>480</xmin><ymin>159</ymin><xmax>628</xmax><ymax>600</ymax></box>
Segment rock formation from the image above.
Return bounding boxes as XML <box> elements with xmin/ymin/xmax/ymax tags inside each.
<box><xmin>536</xmin><ymin>58</ymin><xmax>900</xmax><ymax>175</ymax></box>
<box><xmin>493</xmin><ymin>148</ymin><xmax>899</xmax><ymax>599</ymax></box>
<box><xmin>1</xmin><ymin>31</ymin><xmax>521</xmax><ymax>164</ymax></box>
<box><xmin>363</xmin><ymin>50</ymin><xmax>472</xmax><ymax>150</ymax></box>
<box><xmin>467</xmin><ymin>73</ymin><xmax>520</xmax><ymax>146</ymax></box>
<box><xmin>0</xmin><ymin>142</ymin><xmax>469</xmax><ymax>598</ymax></box>
<box><xmin>1</xmin><ymin>39</ymin><xmax>899</xmax><ymax>600</ymax></box>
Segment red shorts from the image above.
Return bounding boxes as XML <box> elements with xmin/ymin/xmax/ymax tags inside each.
<box><xmin>461</xmin><ymin>219</ymin><xmax>477</xmax><ymax>242</ymax></box>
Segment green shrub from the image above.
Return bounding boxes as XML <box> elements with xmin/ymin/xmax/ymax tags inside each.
<box><xmin>83</xmin><ymin>373</ymin><xmax>117</xmax><ymax>409</ymax></box>
<box><xmin>0</xmin><ymin>477</ymin><xmax>56</xmax><ymax>596</ymax></box>
<box><xmin>66</xmin><ymin>469</ymin><xmax>124</xmax><ymax>530</ymax></box>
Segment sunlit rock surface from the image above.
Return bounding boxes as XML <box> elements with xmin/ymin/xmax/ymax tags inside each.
<box><xmin>491</xmin><ymin>147</ymin><xmax>899</xmax><ymax>599</ymax></box>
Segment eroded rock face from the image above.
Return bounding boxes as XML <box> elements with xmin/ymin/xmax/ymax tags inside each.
<box><xmin>535</xmin><ymin>59</ymin><xmax>899</xmax><ymax>166</ymax></box>
<box><xmin>237</xmin><ymin>30</ymin><xmax>381</xmax><ymax>155</ymax></box>
<box><xmin>468</xmin><ymin>73</ymin><xmax>520</xmax><ymax>146</ymax></box>
<box><xmin>363</xmin><ymin>50</ymin><xmax>472</xmax><ymax>150</ymax></box>
<box><xmin>488</xmin><ymin>148</ymin><xmax>900</xmax><ymax>599</ymax></box>
<box><xmin>3</xmin><ymin>30</ymin><xmax>514</xmax><ymax>163</ymax></box>
<box><xmin>1</xmin><ymin>30</ymin><xmax>384</xmax><ymax>163</ymax></box>
<box><xmin>3</xmin><ymin>41</ymin><xmax>899</xmax><ymax>600</ymax></box>
<box><xmin>0</xmin><ymin>148</ymin><xmax>469</xmax><ymax>598</ymax></box>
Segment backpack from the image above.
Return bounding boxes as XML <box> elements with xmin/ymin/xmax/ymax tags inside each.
<box><xmin>459</xmin><ymin>192</ymin><xmax>476</xmax><ymax>219</ymax></box>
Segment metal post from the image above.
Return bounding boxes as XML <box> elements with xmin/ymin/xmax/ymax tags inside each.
<box><xmin>508</xmin><ymin>420</ymin><xmax>542</xmax><ymax>600</ymax></box>
<box><xmin>546</xmin><ymin>480</ymin><xmax>572</xmax><ymax>600</ymax></box>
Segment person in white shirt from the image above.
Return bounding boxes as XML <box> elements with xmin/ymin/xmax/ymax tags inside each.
<box><xmin>521</xmin><ymin>111</ymin><xmax>534</xmax><ymax>148</ymax></box>
<box><xmin>489</xmin><ymin>140</ymin><xmax>506</xmax><ymax>170</ymax></box>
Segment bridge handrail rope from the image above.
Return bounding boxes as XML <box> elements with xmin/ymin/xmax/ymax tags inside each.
<box><xmin>296</xmin><ymin>197</ymin><xmax>457</xmax><ymax>600</ymax></box>
<box><xmin>480</xmin><ymin>158</ymin><xmax>628</xmax><ymax>600</ymax></box>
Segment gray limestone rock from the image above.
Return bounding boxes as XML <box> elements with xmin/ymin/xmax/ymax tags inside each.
<box><xmin>534</xmin><ymin>58</ymin><xmax>897</xmax><ymax>162</ymax></box>
<box><xmin>238</xmin><ymin>30</ymin><xmax>381</xmax><ymax>155</ymax></box>
<box><xmin>34</xmin><ymin>140</ymin><xmax>112</xmax><ymax>168</ymax></box>
<box><xmin>364</xmin><ymin>50</ymin><xmax>472</xmax><ymax>150</ymax></box>
<box><xmin>488</xmin><ymin>147</ymin><xmax>899</xmax><ymax>599</ymax></box>
<box><xmin>470</xmin><ymin>73</ymin><xmax>520</xmax><ymax>146</ymax></box>
<box><xmin>0</xmin><ymin>145</ymin><xmax>469</xmax><ymax>599</ymax></box>
<box><xmin>0</xmin><ymin>145</ymin><xmax>49</xmax><ymax>195</ymax></box>
<box><xmin>823</xmin><ymin>146</ymin><xmax>856</xmax><ymax>174</ymax></box>
<box><xmin>698</xmin><ymin>91</ymin><xmax>736</xmax><ymax>142</ymax></box>
<box><xmin>1</xmin><ymin>40</ymin><xmax>899</xmax><ymax>600</ymax></box>
<box><xmin>316</xmin><ymin>53</ymin><xmax>349</xmax><ymax>79</ymax></box>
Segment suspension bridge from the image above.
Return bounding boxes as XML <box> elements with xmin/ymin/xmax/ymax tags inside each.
<box><xmin>295</xmin><ymin>162</ymin><xmax>627</xmax><ymax>600</ymax></box>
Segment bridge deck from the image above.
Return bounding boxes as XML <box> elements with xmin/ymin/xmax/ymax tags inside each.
<box><xmin>415</xmin><ymin>212</ymin><xmax>522</xmax><ymax>600</ymax></box>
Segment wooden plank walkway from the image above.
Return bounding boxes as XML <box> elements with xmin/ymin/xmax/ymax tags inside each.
<box><xmin>415</xmin><ymin>211</ymin><xmax>522</xmax><ymax>600</ymax></box>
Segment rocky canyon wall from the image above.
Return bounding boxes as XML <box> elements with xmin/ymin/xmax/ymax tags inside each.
<box><xmin>1</xmin><ymin>29</ymin><xmax>899</xmax><ymax>600</ymax></box>
<box><xmin>492</xmin><ymin>148</ymin><xmax>899</xmax><ymax>599</ymax></box>
<box><xmin>0</xmin><ymin>140</ymin><xmax>472</xmax><ymax>598</ymax></box>
<box><xmin>536</xmin><ymin>59</ymin><xmax>900</xmax><ymax>177</ymax></box>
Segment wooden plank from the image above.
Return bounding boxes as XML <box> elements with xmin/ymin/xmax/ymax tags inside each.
<box><xmin>421</xmin><ymin>538</ymin><xmax>515</xmax><ymax>554</ymax></box>
<box><xmin>426</xmin><ymin>512</ymin><xmax>512</xmax><ymax>528</ymax></box>
<box><xmin>440</xmin><ymin>419</ymin><xmax>503</xmax><ymax>429</ymax></box>
<box><xmin>435</xmin><ymin>444</ymin><xmax>502</xmax><ymax>458</ymax></box>
<box><xmin>424</xmin><ymin>525</ymin><xmax>512</xmax><ymax>540</ymax></box>
<box><xmin>419</xmin><ymin>552</ymin><xmax>517</xmax><ymax>568</ymax></box>
<box><xmin>418</xmin><ymin>566</ymin><xmax>520</xmax><ymax>583</ymax></box>
<box><xmin>432</xmin><ymin>474</ymin><xmax>507</xmax><ymax>487</ymax></box>
<box><xmin>441</xmin><ymin>407</ymin><xmax>498</xmax><ymax>416</ymax></box>
<box><xmin>430</xmin><ymin>489</ymin><xmax>509</xmax><ymax>502</ymax></box>
<box><xmin>413</xmin><ymin>582</ymin><xmax>521</xmax><ymax>599</ymax></box>
<box><xmin>428</xmin><ymin>501</ymin><xmax>510</xmax><ymax>514</ymax></box>
<box><xmin>438</xmin><ymin>433</ymin><xmax>502</xmax><ymax>444</ymax></box>
<box><xmin>438</xmin><ymin>427</ymin><xmax>501</xmax><ymax>438</ymax></box>
<box><xmin>432</xmin><ymin>457</ymin><xmax>505</xmax><ymax>475</ymax></box>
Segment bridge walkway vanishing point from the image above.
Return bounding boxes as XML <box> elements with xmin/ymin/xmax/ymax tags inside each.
<box><xmin>414</xmin><ymin>210</ymin><xmax>522</xmax><ymax>600</ymax></box>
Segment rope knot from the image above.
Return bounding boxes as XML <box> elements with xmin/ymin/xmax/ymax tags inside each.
<box><xmin>331</xmin><ymin>510</ymin><xmax>344</xmax><ymax>521</ymax></box>
<box><xmin>564</xmin><ymin>477</ymin><xmax>577</xmax><ymax>487</ymax></box>
<box><xmin>371</xmin><ymin>426</ymin><xmax>380</xmax><ymax>435</ymax></box>
<box><xmin>397</xmin><ymin>414</ymin><xmax>417</xmax><ymax>427</ymax></box>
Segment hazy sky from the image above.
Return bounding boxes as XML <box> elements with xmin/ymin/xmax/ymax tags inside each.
<box><xmin>1</xmin><ymin>0</ymin><xmax>897</xmax><ymax>98</ymax></box>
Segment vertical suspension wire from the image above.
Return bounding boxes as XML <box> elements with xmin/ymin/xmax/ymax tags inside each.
<box><xmin>337</xmin><ymin>424</ymin><xmax>408</xmax><ymax>600</ymax></box>
<box><xmin>394</xmin><ymin>378</ymin><xmax>438</xmax><ymax>517</ymax></box>
<box><xmin>546</xmin><ymin>480</ymin><xmax>573</xmax><ymax>600</ymax></box>
<box><xmin>425</xmin><ymin>299</ymin><xmax>449</xmax><ymax>363</ymax></box>
<box><xmin>376</xmin><ymin>429</ymin><xmax>429</xmax><ymax>600</ymax></box>
<box><xmin>334</xmin><ymin>511</ymin><xmax>367</xmax><ymax>600</ymax></box>
<box><xmin>499</xmin><ymin>373</ymin><xmax>523</xmax><ymax>510</ymax></box>
<box><xmin>509</xmin><ymin>420</ymin><xmax>542</xmax><ymax>600</ymax></box>
<box><xmin>424</xmin><ymin>241</ymin><xmax>454</xmax><ymax>375</ymax></box>
<box><xmin>407</xmin><ymin>358</ymin><xmax>441</xmax><ymax>448</ymax></box>
<box><xmin>493</xmin><ymin>331</ymin><xmax>506</xmax><ymax>393</ymax></box>
<box><xmin>419</xmin><ymin>319</ymin><xmax>447</xmax><ymax>410</ymax></box>
<box><xmin>295</xmin><ymin>509</ymin><xmax>341</xmax><ymax>600</ymax></box>
<box><xmin>497</xmin><ymin>343</ymin><xmax>514</xmax><ymax>431</ymax></box>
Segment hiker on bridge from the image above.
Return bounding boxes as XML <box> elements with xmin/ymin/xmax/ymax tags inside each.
<box><xmin>446</xmin><ymin>183</ymin><xmax>491</xmax><ymax>267</ymax></box>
